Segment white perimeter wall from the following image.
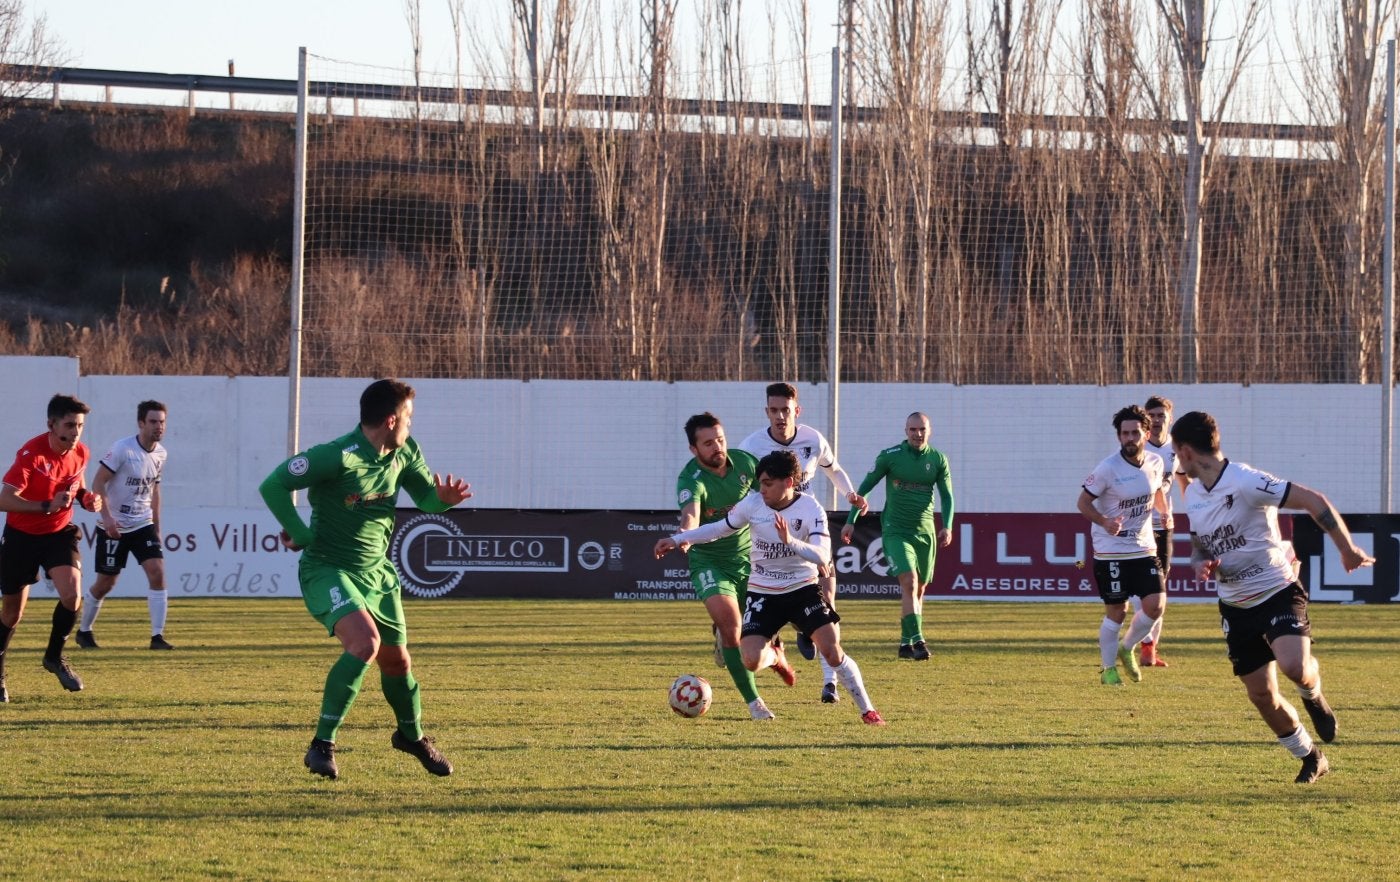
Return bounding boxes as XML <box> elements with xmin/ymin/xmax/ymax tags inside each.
<box><xmin>2</xmin><ymin>356</ymin><xmax>1394</xmax><ymax>515</ymax></box>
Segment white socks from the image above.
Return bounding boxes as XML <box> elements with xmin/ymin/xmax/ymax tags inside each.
<box><xmin>819</xmin><ymin>653</ymin><xmax>836</xmax><ymax>685</ymax></box>
<box><xmin>1099</xmin><ymin>618</ymin><xmax>1122</xmax><ymax>668</ymax></box>
<box><xmin>1278</xmin><ymin>724</ymin><xmax>1315</xmax><ymax>759</ymax></box>
<box><xmin>1146</xmin><ymin>614</ymin><xmax>1164</xmax><ymax>645</ymax></box>
<box><xmin>148</xmin><ymin>589</ymin><xmax>168</xmax><ymax>636</ymax></box>
<box><xmin>80</xmin><ymin>591</ymin><xmax>103</xmax><ymax>632</ymax></box>
<box><xmin>1122</xmin><ymin>610</ymin><xmax>1157</xmax><ymax>651</ymax></box>
<box><xmin>832</xmin><ymin>655</ymin><xmax>875</xmax><ymax>714</ymax></box>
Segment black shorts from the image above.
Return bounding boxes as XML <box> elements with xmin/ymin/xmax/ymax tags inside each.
<box><xmin>1092</xmin><ymin>556</ymin><xmax>1163</xmax><ymax>604</ymax></box>
<box><xmin>1153</xmin><ymin>529</ymin><xmax>1172</xmax><ymax>591</ymax></box>
<box><xmin>741</xmin><ymin>584</ymin><xmax>841</xmax><ymax>640</ymax></box>
<box><xmin>1</xmin><ymin>524</ymin><xmax>82</xmax><ymax>595</ymax></box>
<box><xmin>1220</xmin><ymin>582</ymin><xmax>1311</xmax><ymax>677</ymax></box>
<box><xmin>94</xmin><ymin>525</ymin><xmax>164</xmax><ymax>575</ymax></box>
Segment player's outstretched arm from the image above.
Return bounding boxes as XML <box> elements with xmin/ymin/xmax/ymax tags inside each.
<box><xmin>1284</xmin><ymin>483</ymin><xmax>1375</xmax><ymax>573</ymax></box>
<box><xmin>434</xmin><ymin>473</ymin><xmax>472</xmax><ymax>507</ymax></box>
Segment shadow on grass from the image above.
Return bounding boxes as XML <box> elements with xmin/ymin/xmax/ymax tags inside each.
<box><xmin>0</xmin><ymin>781</ymin><xmax>1380</xmax><ymax>825</ymax></box>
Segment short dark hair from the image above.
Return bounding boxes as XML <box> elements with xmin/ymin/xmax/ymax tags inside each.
<box><xmin>47</xmin><ymin>394</ymin><xmax>90</xmax><ymax>422</ymax></box>
<box><xmin>360</xmin><ymin>379</ymin><xmax>415</xmax><ymax>426</ymax></box>
<box><xmin>757</xmin><ymin>450</ymin><xmax>800</xmax><ymax>482</ymax></box>
<box><xmin>684</xmin><ymin>412</ymin><xmax>722</xmax><ymax>447</ymax></box>
<box><xmin>765</xmin><ymin>382</ymin><xmax>798</xmax><ymax>401</ymax></box>
<box><xmin>1169</xmin><ymin>411</ymin><xmax>1220</xmax><ymax>454</ymax></box>
<box><xmin>1112</xmin><ymin>405</ymin><xmax>1150</xmax><ymax>432</ymax></box>
<box><xmin>1144</xmin><ymin>395</ymin><xmax>1173</xmax><ymax>412</ymax></box>
<box><xmin>138</xmin><ymin>400</ymin><xmax>167</xmax><ymax>422</ymax></box>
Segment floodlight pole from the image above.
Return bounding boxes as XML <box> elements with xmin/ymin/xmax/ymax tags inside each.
<box><xmin>289</xmin><ymin>47</ymin><xmax>309</xmax><ymax>463</ymax></box>
<box><xmin>827</xmin><ymin>46</ymin><xmax>843</xmax><ymax>511</ymax></box>
<box><xmin>1383</xmin><ymin>39</ymin><xmax>1395</xmax><ymax>513</ymax></box>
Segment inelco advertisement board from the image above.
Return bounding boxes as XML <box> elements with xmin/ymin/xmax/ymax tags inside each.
<box><xmin>389</xmin><ymin>509</ymin><xmax>1231</xmax><ymax>602</ymax></box>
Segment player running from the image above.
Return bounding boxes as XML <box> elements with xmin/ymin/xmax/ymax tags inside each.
<box><xmin>657</xmin><ymin>451</ymin><xmax>885</xmax><ymax>725</ymax></box>
<box><xmin>78</xmin><ymin>399</ymin><xmax>173</xmax><ymax>650</ymax></box>
<box><xmin>840</xmin><ymin>412</ymin><xmax>954</xmax><ymax>661</ymax></box>
<box><xmin>738</xmin><ymin>382</ymin><xmax>867</xmax><ymax>704</ymax></box>
<box><xmin>1172</xmin><ymin>411</ymin><xmax>1372</xmax><ymax>783</ymax></box>
<box><xmin>260</xmin><ymin>379</ymin><xmax>470</xmax><ymax>780</ymax></box>
<box><xmin>1138</xmin><ymin>394</ymin><xmax>1188</xmax><ymax>666</ymax></box>
<box><xmin>0</xmin><ymin>394</ymin><xmax>103</xmax><ymax>700</ymax></box>
<box><xmin>670</xmin><ymin>412</ymin><xmax>788</xmax><ymax>721</ymax></box>
<box><xmin>1077</xmin><ymin>405</ymin><xmax>1168</xmax><ymax>685</ymax></box>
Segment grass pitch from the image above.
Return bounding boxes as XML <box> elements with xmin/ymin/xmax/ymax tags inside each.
<box><xmin>1</xmin><ymin>598</ymin><xmax>1397</xmax><ymax>881</ymax></box>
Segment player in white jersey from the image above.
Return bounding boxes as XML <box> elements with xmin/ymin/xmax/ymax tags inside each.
<box><xmin>655</xmin><ymin>451</ymin><xmax>885</xmax><ymax>725</ymax></box>
<box><xmin>738</xmin><ymin>382</ymin><xmax>867</xmax><ymax>703</ymax></box>
<box><xmin>1076</xmin><ymin>405</ymin><xmax>1168</xmax><ymax>686</ymax></box>
<box><xmin>1138</xmin><ymin>394</ymin><xmax>1190</xmax><ymax>667</ymax></box>
<box><xmin>1171</xmin><ymin>411</ymin><xmax>1372</xmax><ymax>783</ymax></box>
<box><xmin>77</xmin><ymin>400</ymin><xmax>173</xmax><ymax>650</ymax></box>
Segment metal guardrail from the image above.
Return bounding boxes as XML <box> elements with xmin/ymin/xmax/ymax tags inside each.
<box><xmin>6</xmin><ymin>63</ymin><xmax>1330</xmax><ymax>143</ymax></box>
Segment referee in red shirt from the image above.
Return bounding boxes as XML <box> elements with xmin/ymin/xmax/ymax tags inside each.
<box><xmin>0</xmin><ymin>394</ymin><xmax>103</xmax><ymax>701</ymax></box>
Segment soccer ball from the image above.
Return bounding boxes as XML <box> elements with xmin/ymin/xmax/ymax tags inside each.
<box><xmin>669</xmin><ymin>674</ymin><xmax>712</xmax><ymax>718</ymax></box>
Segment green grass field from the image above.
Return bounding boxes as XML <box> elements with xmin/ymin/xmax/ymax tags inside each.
<box><xmin>1</xmin><ymin>598</ymin><xmax>1397</xmax><ymax>881</ymax></box>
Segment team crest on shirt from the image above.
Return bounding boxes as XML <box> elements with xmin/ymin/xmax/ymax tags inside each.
<box><xmin>802</xmin><ymin>446</ymin><xmax>812</xmax><ymax>458</ymax></box>
<box><xmin>1224</xmin><ymin>494</ymin><xmax>1235</xmax><ymax>509</ymax></box>
<box><xmin>790</xmin><ymin>519</ymin><xmax>804</xmax><ymax>532</ymax></box>
<box><xmin>288</xmin><ymin>455</ymin><xmax>309</xmax><ymax>476</ymax></box>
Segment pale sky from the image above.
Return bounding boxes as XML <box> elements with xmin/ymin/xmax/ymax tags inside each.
<box><xmin>36</xmin><ymin>0</ymin><xmax>1335</xmax><ymax>122</ymax></box>
<box><xmin>42</xmin><ymin>1</ymin><xmax>848</xmax><ymax>81</ymax></box>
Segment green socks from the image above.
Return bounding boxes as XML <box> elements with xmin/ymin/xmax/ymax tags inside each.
<box><xmin>722</xmin><ymin>645</ymin><xmax>759</xmax><ymax>703</ymax></box>
<box><xmin>900</xmin><ymin>613</ymin><xmax>926</xmax><ymax>644</ymax></box>
<box><xmin>381</xmin><ymin>670</ymin><xmax>424</xmax><ymax>741</ymax></box>
<box><xmin>315</xmin><ymin>651</ymin><xmax>370</xmax><ymax>742</ymax></box>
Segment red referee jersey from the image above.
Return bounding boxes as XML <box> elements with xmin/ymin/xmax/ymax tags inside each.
<box><xmin>2</xmin><ymin>432</ymin><xmax>90</xmax><ymax>535</ymax></box>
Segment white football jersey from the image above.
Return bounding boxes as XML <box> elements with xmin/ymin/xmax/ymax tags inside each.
<box><xmin>738</xmin><ymin>424</ymin><xmax>855</xmax><ymax>497</ymax></box>
<box><xmin>1082</xmin><ymin>450</ymin><xmax>1163</xmax><ymax>559</ymax></box>
<box><xmin>99</xmin><ymin>434</ymin><xmax>166</xmax><ymax>533</ymax></box>
<box><xmin>1182</xmin><ymin>460</ymin><xmax>1297</xmax><ymax>608</ymax></box>
<box><xmin>1145</xmin><ymin>438</ymin><xmax>1179</xmax><ymax>529</ymax></box>
<box><xmin>674</xmin><ymin>491</ymin><xmax>831</xmax><ymax>594</ymax></box>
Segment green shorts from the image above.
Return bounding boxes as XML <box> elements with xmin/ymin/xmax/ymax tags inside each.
<box><xmin>883</xmin><ymin>531</ymin><xmax>936</xmax><ymax>586</ymax></box>
<box><xmin>298</xmin><ymin>557</ymin><xmax>408</xmax><ymax>646</ymax></box>
<box><xmin>688</xmin><ymin>559</ymin><xmax>750</xmax><ymax>602</ymax></box>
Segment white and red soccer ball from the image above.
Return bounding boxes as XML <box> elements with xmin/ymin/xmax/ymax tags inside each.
<box><xmin>669</xmin><ymin>674</ymin><xmax>712</xmax><ymax>718</ymax></box>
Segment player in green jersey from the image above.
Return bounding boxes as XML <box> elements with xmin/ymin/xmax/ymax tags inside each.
<box><xmin>672</xmin><ymin>412</ymin><xmax>793</xmax><ymax>720</ymax></box>
<box><xmin>840</xmin><ymin>412</ymin><xmax>954</xmax><ymax>660</ymax></box>
<box><xmin>259</xmin><ymin>379</ymin><xmax>471</xmax><ymax>780</ymax></box>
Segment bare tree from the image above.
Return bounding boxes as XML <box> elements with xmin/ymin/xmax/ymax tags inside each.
<box><xmin>1149</xmin><ymin>0</ymin><xmax>1266</xmax><ymax>381</ymax></box>
<box><xmin>1297</xmin><ymin>0</ymin><xmax>1398</xmax><ymax>382</ymax></box>
<box><xmin>0</xmin><ymin>1</ymin><xmax>64</xmax><ymax>113</ymax></box>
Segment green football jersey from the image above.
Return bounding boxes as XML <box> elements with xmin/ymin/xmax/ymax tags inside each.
<box><xmin>850</xmin><ymin>441</ymin><xmax>954</xmax><ymax>535</ymax></box>
<box><xmin>259</xmin><ymin>425</ymin><xmax>447</xmax><ymax>570</ymax></box>
<box><xmin>675</xmin><ymin>448</ymin><xmax>758</xmax><ymax>569</ymax></box>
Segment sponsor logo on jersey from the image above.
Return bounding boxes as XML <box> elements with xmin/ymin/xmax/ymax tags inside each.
<box><xmin>1257</xmin><ymin>475</ymin><xmax>1282</xmax><ymax>495</ymax></box>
